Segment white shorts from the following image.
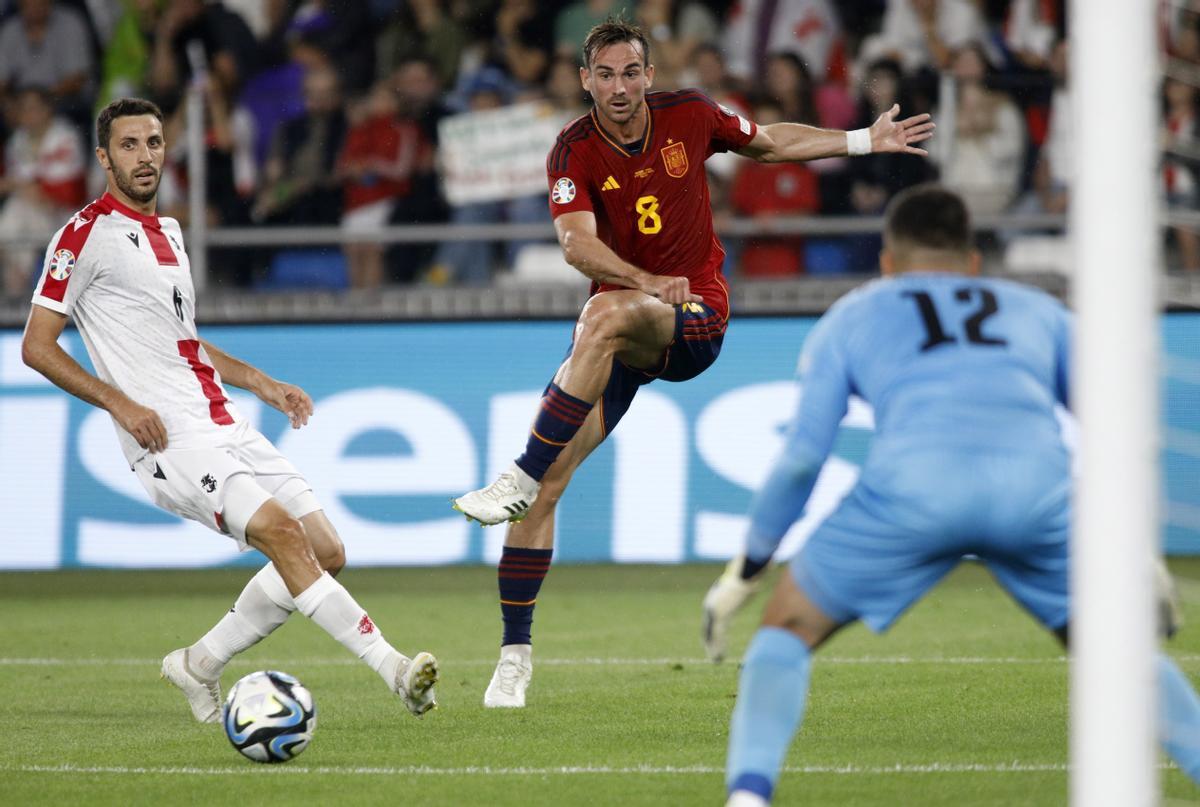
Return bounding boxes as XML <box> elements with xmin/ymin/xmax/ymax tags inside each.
<box><xmin>132</xmin><ymin>422</ymin><xmax>321</xmax><ymax>548</ymax></box>
<box><xmin>341</xmin><ymin>198</ymin><xmax>394</xmax><ymax>232</ymax></box>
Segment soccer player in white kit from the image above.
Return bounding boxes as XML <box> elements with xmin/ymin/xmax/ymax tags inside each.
<box><xmin>20</xmin><ymin>98</ymin><xmax>439</xmax><ymax>722</ymax></box>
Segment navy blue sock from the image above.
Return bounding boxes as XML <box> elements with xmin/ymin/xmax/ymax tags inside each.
<box><xmin>514</xmin><ymin>382</ymin><xmax>593</xmax><ymax>481</ymax></box>
<box><xmin>498</xmin><ymin>546</ymin><xmax>553</xmax><ymax>646</ymax></box>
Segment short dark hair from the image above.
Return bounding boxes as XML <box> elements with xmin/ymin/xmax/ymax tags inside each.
<box><xmin>96</xmin><ymin>98</ymin><xmax>164</xmax><ymax>151</ymax></box>
<box><xmin>582</xmin><ymin>18</ymin><xmax>650</xmax><ymax>69</ymax></box>
<box><xmin>884</xmin><ymin>184</ymin><xmax>973</xmax><ymax>253</ymax></box>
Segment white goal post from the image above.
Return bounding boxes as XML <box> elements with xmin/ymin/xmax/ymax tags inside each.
<box><xmin>1070</xmin><ymin>1</ymin><xmax>1161</xmax><ymax>805</ymax></box>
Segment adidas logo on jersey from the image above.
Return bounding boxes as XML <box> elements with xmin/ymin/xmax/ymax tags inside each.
<box><xmin>601</xmin><ymin>176</ymin><xmax>620</xmax><ymax>191</ymax></box>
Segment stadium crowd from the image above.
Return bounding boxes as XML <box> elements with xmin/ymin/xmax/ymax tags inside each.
<box><xmin>0</xmin><ymin>0</ymin><xmax>1195</xmax><ymax>294</ymax></box>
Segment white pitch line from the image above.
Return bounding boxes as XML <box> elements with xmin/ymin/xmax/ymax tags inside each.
<box><xmin>8</xmin><ymin>761</ymin><xmax>1172</xmax><ymax>778</ymax></box>
<box><xmin>2</xmin><ymin>655</ymin><xmax>1199</xmax><ymax>667</ymax></box>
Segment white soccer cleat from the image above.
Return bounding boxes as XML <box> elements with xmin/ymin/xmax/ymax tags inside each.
<box><xmin>703</xmin><ymin>555</ymin><xmax>767</xmax><ymax>663</ymax></box>
<box><xmin>161</xmin><ymin>648</ymin><xmax>221</xmax><ymax>723</ymax></box>
<box><xmin>452</xmin><ymin>463</ymin><xmax>540</xmax><ymax>526</ymax></box>
<box><xmin>396</xmin><ymin>651</ymin><xmax>440</xmax><ymax>717</ymax></box>
<box><xmin>483</xmin><ymin>644</ymin><xmax>533</xmax><ymax>708</ymax></box>
<box><xmin>726</xmin><ymin>790</ymin><xmax>770</xmax><ymax>807</ymax></box>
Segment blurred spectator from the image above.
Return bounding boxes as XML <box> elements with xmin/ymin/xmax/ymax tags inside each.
<box><xmin>238</xmin><ymin>31</ymin><xmax>333</xmax><ymax>168</ymax></box>
<box><xmin>930</xmin><ymin>44</ymin><xmax>1025</xmax><ymax>215</ymax></box>
<box><xmin>393</xmin><ymin>55</ymin><xmax>452</xmax><ymax>143</ymax></box>
<box><xmin>544</xmin><ymin>55</ymin><xmax>588</xmax><ymax>118</ymax></box>
<box><xmin>337</xmin><ymin>80</ymin><xmax>428</xmax><ymax>289</ymax></box>
<box><xmin>759</xmin><ymin>51</ymin><xmax>851</xmax><ymax>211</ymax></box>
<box><xmin>1007</xmin><ymin>40</ymin><xmax>1070</xmax><ymax>226</ymax></box>
<box><xmin>492</xmin><ymin>0</ymin><xmax>553</xmax><ymax>98</ymax></box>
<box><xmin>730</xmin><ymin>99</ymin><xmax>820</xmax><ymax>277</ymax></box>
<box><xmin>149</xmin><ymin>0</ymin><xmax>260</xmax><ymax>106</ymax></box>
<box><xmin>858</xmin><ymin>0</ymin><xmax>988</xmax><ymax>74</ymax></box>
<box><xmin>95</xmin><ymin>0</ymin><xmax>158</xmax><ymax>111</ymax></box>
<box><xmin>0</xmin><ymin>0</ymin><xmax>95</xmax><ymax>116</ymax></box>
<box><xmin>222</xmin><ymin>0</ymin><xmax>272</xmax><ymax>39</ymax></box>
<box><xmin>503</xmin><ymin>19</ymin><xmax>552</xmax><ymax>101</ymax></box>
<box><xmin>847</xmin><ymin>59</ymin><xmax>933</xmax><ymax>205</ymax></box>
<box><xmin>555</xmin><ymin>0</ymin><xmax>627</xmax><ymax>58</ymax></box>
<box><xmin>427</xmin><ymin>68</ymin><xmax>511</xmax><ymax>287</ymax></box>
<box><xmin>376</xmin><ymin>0</ymin><xmax>468</xmax><ymax>88</ymax></box>
<box><xmin>841</xmin><ymin>58</ymin><xmax>934</xmax><ymax>266</ymax></box>
<box><xmin>761</xmin><ymin>51</ymin><xmax>852</xmax><ymax>130</ymax></box>
<box><xmin>252</xmin><ymin>65</ymin><xmax>346</xmax><ymax>226</ymax></box>
<box><xmin>284</xmin><ymin>0</ymin><xmax>375</xmax><ymax>95</ymax></box>
<box><xmin>680</xmin><ymin>42</ymin><xmax>738</xmax><ymax>98</ymax></box>
<box><xmin>722</xmin><ymin>0</ymin><xmax>845</xmax><ymax>87</ymax></box>
<box><xmin>1163</xmin><ymin>75</ymin><xmax>1200</xmax><ymax>271</ymax></box>
<box><xmin>636</xmin><ymin>0</ymin><xmax>719</xmax><ymax>88</ymax></box>
<box><xmin>1001</xmin><ymin>0</ymin><xmax>1062</xmax><ymax>72</ymax></box>
<box><xmin>387</xmin><ymin>56</ymin><xmax>450</xmax><ymax>283</ymax></box>
<box><xmin>1162</xmin><ymin>4</ymin><xmax>1200</xmax><ymax>65</ymax></box>
<box><xmin>762</xmin><ymin>52</ymin><xmax>818</xmax><ymax>125</ymax></box>
<box><xmin>0</xmin><ymin>86</ymin><xmax>86</xmax><ymax>296</ymax></box>
<box><xmin>448</xmin><ymin>62</ymin><xmax>518</xmax><ymax>114</ymax></box>
<box><xmin>161</xmin><ymin>74</ymin><xmax>258</xmax><ymax>285</ymax></box>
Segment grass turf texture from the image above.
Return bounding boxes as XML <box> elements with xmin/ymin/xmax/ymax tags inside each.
<box><xmin>1</xmin><ymin>561</ymin><xmax>1199</xmax><ymax>806</ymax></box>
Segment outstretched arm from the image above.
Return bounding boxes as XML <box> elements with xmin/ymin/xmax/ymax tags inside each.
<box><xmin>702</xmin><ymin>312</ymin><xmax>852</xmax><ymax>661</ymax></box>
<box><xmin>554</xmin><ymin>210</ymin><xmax>702</xmax><ymax>305</ymax></box>
<box><xmin>200</xmin><ymin>339</ymin><xmax>313</xmax><ymax>429</ymax></box>
<box><xmin>737</xmin><ymin>103</ymin><xmax>935</xmax><ymax>163</ymax></box>
<box><xmin>22</xmin><ymin>305</ymin><xmax>169</xmax><ymax>452</ymax></box>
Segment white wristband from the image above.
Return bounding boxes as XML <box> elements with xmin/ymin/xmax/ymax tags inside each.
<box><xmin>846</xmin><ymin>128</ymin><xmax>872</xmax><ymax>156</ymax></box>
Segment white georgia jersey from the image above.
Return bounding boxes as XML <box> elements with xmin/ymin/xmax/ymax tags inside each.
<box><xmin>32</xmin><ymin>192</ymin><xmax>243</xmax><ymax>465</ymax></box>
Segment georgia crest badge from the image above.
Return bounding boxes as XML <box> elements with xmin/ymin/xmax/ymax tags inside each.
<box><xmin>660</xmin><ymin>140</ymin><xmax>688</xmax><ymax>178</ymax></box>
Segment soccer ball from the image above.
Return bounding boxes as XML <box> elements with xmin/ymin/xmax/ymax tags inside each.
<box><xmin>222</xmin><ymin>670</ymin><xmax>317</xmax><ymax>763</ymax></box>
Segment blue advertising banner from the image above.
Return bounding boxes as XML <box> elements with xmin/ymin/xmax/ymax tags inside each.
<box><xmin>2</xmin><ymin>314</ymin><xmax>1199</xmax><ymax>569</ymax></box>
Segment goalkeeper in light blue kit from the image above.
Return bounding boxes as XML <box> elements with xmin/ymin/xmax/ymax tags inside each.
<box><xmin>705</xmin><ymin>185</ymin><xmax>1200</xmax><ymax>806</ymax></box>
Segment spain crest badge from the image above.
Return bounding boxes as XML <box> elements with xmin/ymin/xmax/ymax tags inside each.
<box><xmin>660</xmin><ymin>140</ymin><xmax>688</xmax><ymax>178</ymax></box>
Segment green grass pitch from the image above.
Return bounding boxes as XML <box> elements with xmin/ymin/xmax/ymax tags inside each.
<box><xmin>2</xmin><ymin>560</ymin><xmax>1199</xmax><ymax>806</ymax></box>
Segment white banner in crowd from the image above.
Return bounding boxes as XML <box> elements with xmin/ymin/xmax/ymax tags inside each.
<box><xmin>438</xmin><ymin>102</ymin><xmax>573</xmax><ymax>206</ymax></box>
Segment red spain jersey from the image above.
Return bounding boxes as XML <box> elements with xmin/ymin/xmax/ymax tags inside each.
<box><xmin>546</xmin><ymin>89</ymin><xmax>758</xmax><ymax>322</ymax></box>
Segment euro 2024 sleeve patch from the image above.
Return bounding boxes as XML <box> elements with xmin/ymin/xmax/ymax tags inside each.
<box><xmin>48</xmin><ymin>249</ymin><xmax>76</xmax><ymax>281</ymax></box>
<box><xmin>551</xmin><ymin>177</ymin><xmax>576</xmax><ymax>205</ymax></box>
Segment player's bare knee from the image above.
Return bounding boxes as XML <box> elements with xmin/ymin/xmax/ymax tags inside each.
<box><xmin>317</xmin><ymin>540</ymin><xmax>346</xmax><ymax>575</ymax></box>
<box><xmin>576</xmin><ymin>296</ymin><xmax>631</xmax><ymax>350</ymax></box>
<box><xmin>259</xmin><ymin>517</ymin><xmax>309</xmax><ymax>560</ymax></box>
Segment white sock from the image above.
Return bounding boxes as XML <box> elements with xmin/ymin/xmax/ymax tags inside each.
<box><xmin>190</xmin><ymin>563</ymin><xmax>295</xmax><ymax>679</ymax></box>
<box><xmin>293</xmin><ymin>572</ymin><xmax>402</xmax><ymax>687</ymax></box>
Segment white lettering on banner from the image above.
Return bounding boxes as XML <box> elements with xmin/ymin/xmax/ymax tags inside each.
<box><xmin>0</xmin><ymin>397</ymin><xmax>66</xmax><ymax>567</ymax></box>
<box><xmin>693</xmin><ymin>383</ymin><xmax>873</xmax><ymax>560</ymax></box>
<box><xmin>611</xmin><ymin>390</ymin><xmax>686</xmax><ymax>562</ymax></box>
<box><xmin>276</xmin><ymin>388</ymin><xmax>474</xmax><ymax>565</ymax></box>
<box><xmin>483</xmin><ymin>390</ymin><xmax>543</xmax><ymax>564</ymax></box>
<box><xmin>439</xmin><ymin>102</ymin><xmax>574</xmax><ymax>206</ymax></box>
<box><xmin>75</xmin><ymin>395</ymin><xmax>262</xmax><ymax>567</ymax></box>
<box><xmin>696</xmin><ymin>382</ymin><xmax>797</xmax><ymax>489</ymax></box>
<box><xmin>693</xmin><ymin>457</ymin><xmax>861</xmax><ymax>560</ymax></box>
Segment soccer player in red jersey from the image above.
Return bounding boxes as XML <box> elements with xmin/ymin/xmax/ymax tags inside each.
<box><xmin>453</xmin><ymin>19</ymin><xmax>934</xmax><ymax>708</ymax></box>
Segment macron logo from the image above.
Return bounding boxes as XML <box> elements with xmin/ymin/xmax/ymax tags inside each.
<box><xmin>126</xmin><ymin>232</ymin><xmax>140</xmax><ymax>249</ymax></box>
